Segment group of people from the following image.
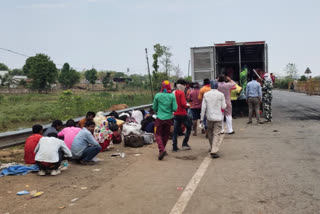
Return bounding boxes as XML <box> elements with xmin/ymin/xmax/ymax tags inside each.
<box><xmin>24</xmin><ymin>109</ymin><xmax>155</xmax><ymax>176</ymax></box>
<box><xmin>23</xmin><ymin>70</ymin><xmax>273</xmax><ymax>173</ymax></box>
<box><xmin>153</xmin><ymin>71</ymin><xmax>273</xmax><ymax>160</ymax></box>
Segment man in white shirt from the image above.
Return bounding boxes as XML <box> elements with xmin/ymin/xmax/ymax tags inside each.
<box><xmin>200</xmin><ymin>80</ymin><xmax>227</xmax><ymax>158</ymax></box>
<box><xmin>34</xmin><ymin>133</ymin><xmax>72</xmax><ymax>176</ymax></box>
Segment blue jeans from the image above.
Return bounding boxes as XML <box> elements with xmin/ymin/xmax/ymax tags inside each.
<box><xmin>172</xmin><ymin>115</ymin><xmax>192</xmax><ymax>148</ymax></box>
<box><xmin>80</xmin><ymin>145</ymin><xmax>101</xmax><ymax>162</ymax></box>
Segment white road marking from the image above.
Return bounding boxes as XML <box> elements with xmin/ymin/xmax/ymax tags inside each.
<box><xmin>169</xmin><ymin>135</ymin><xmax>225</xmax><ymax>214</ymax></box>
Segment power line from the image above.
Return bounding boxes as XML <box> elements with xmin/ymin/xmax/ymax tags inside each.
<box><xmin>0</xmin><ymin>47</ymin><xmax>86</xmax><ymax>71</ymax></box>
<box><xmin>0</xmin><ymin>47</ymin><xmax>30</xmax><ymax>58</ymax></box>
<box><xmin>0</xmin><ymin>47</ymin><xmax>148</xmax><ymax>75</ymax></box>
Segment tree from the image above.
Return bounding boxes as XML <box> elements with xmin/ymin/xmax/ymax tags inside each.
<box><xmin>299</xmin><ymin>75</ymin><xmax>307</xmax><ymax>81</ymax></box>
<box><xmin>0</xmin><ymin>73</ymin><xmax>17</xmax><ymax>88</ymax></box>
<box><xmin>23</xmin><ymin>54</ymin><xmax>58</xmax><ymax>92</ymax></box>
<box><xmin>102</xmin><ymin>72</ymin><xmax>113</xmax><ymax>89</ymax></box>
<box><xmin>114</xmin><ymin>72</ymin><xmax>125</xmax><ymax>78</ymax></box>
<box><xmin>152</xmin><ymin>44</ymin><xmax>164</xmax><ymax>74</ymax></box>
<box><xmin>284</xmin><ymin>63</ymin><xmax>298</xmax><ymax>80</ymax></box>
<box><xmin>4</xmin><ymin>74</ymin><xmax>15</xmax><ymax>88</ymax></box>
<box><xmin>0</xmin><ymin>63</ymin><xmax>8</xmax><ymax>71</ymax></box>
<box><xmin>160</xmin><ymin>46</ymin><xmax>173</xmax><ymax>77</ymax></box>
<box><xmin>0</xmin><ymin>73</ymin><xmax>9</xmax><ymax>86</ymax></box>
<box><xmin>152</xmin><ymin>44</ymin><xmax>165</xmax><ymax>90</ymax></box>
<box><xmin>85</xmin><ymin>68</ymin><xmax>98</xmax><ymax>85</ymax></box>
<box><xmin>58</xmin><ymin>63</ymin><xmax>80</xmax><ymax>89</ymax></box>
<box><xmin>172</xmin><ymin>65</ymin><xmax>183</xmax><ymax>78</ymax></box>
<box><xmin>10</xmin><ymin>68</ymin><xmax>24</xmax><ymax>76</ymax></box>
<box><xmin>19</xmin><ymin>79</ymin><xmax>27</xmax><ymax>86</ymax></box>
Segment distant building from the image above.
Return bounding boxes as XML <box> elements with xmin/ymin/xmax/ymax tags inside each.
<box><xmin>13</xmin><ymin>75</ymin><xmax>27</xmax><ymax>81</ymax></box>
<box><xmin>0</xmin><ymin>72</ymin><xmax>28</xmax><ymax>88</ymax></box>
<box><xmin>0</xmin><ymin>71</ymin><xmax>9</xmax><ymax>85</ymax></box>
<box><xmin>0</xmin><ymin>71</ymin><xmax>9</xmax><ymax>76</ymax></box>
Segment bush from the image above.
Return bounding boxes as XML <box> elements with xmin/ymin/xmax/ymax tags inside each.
<box><xmin>275</xmin><ymin>78</ymin><xmax>291</xmax><ymax>89</ymax></box>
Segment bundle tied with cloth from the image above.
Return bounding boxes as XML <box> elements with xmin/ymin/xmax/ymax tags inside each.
<box><xmin>122</xmin><ymin>113</ymin><xmax>144</xmax><ymax>148</ymax></box>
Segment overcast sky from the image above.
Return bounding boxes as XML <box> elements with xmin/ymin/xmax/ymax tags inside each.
<box><xmin>0</xmin><ymin>0</ymin><xmax>319</xmax><ymax>77</ymax></box>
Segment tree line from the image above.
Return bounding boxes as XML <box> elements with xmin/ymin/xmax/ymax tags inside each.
<box><xmin>275</xmin><ymin>63</ymin><xmax>318</xmax><ymax>89</ymax></box>
<box><xmin>0</xmin><ymin>43</ymin><xmax>188</xmax><ymax>93</ymax></box>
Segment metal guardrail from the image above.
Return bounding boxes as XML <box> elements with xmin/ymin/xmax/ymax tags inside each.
<box><xmin>0</xmin><ymin>104</ymin><xmax>153</xmax><ymax>149</ymax></box>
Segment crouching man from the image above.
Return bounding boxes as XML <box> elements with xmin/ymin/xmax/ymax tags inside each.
<box><xmin>200</xmin><ymin>80</ymin><xmax>226</xmax><ymax>159</ymax></box>
<box><xmin>34</xmin><ymin>133</ymin><xmax>72</xmax><ymax>176</ymax></box>
<box><xmin>71</xmin><ymin>121</ymin><xmax>101</xmax><ymax>165</ymax></box>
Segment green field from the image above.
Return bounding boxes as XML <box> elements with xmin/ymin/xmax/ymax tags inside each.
<box><xmin>0</xmin><ymin>90</ymin><xmax>152</xmax><ymax>132</ymax></box>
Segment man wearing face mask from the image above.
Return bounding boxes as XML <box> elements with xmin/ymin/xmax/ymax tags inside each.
<box><xmin>172</xmin><ymin>79</ymin><xmax>192</xmax><ymax>152</ymax></box>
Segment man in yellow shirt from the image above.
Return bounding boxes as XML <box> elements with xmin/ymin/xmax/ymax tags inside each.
<box><xmin>198</xmin><ymin>78</ymin><xmax>211</xmax><ymax>101</ymax></box>
<box><xmin>231</xmin><ymin>83</ymin><xmax>242</xmax><ymax>118</ymax></box>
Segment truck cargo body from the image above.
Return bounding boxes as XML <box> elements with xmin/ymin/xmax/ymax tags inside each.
<box><xmin>191</xmin><ymin>41</ymin><xmax>268</xmax><ymax>84</ymax></box>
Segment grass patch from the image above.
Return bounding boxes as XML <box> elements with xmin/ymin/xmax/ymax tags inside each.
<box><xmin>0</xmin><ymin>90</ymin><xmax>152</xmax><ymax>132</ymax></box>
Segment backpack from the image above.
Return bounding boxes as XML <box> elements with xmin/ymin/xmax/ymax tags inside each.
<box><xmin>124</xmin><ymin>134</ymin><xmax>144</xmax><ymax>148</ymax></box>
<box><xmin>107</xmin><ymin>117</ymin><xmax>119</xmax><ymax>131</ymax></box>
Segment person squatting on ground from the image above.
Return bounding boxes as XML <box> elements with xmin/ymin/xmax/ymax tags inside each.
<box><xmin>94</xmin><ymin>119</ymin><xmax>113</xmax><ymax>152</ymax></box>
<box><xmin>34</xmin><ymin>133</ymin><xmax>72</xmax><ymax>176</ymax></box>
<box><xmin>57</xmin><ymin>119</ymin><xmax>81</xmax><ymax>149</ymax></box>
<box><xmin>152</xmin><ymin>80</ymin><xmax>177</xmax><ymax>160</ymax></box>
<box><xmin>246</xmin><ymin>75</ymin><xmax>263</xmax><ymax>124</ymax></box>
<box><xmin>43</xmin><ymin>120</ymin><xmax>63</xmax><ymax>136</ymax></box>
<box><xmin>198</xmin><ymin>78</ymin><xmax>211</xmax><ymax>135</ymax></box>
<box><xmin>187</xmin><ymin>82</ymin><xmax>202</xmax><ymax>136</ymax></box>
<box><xmin>262</xmin><ymin>73</ymin><xmax>273</xmax><ymax>123</ymax></box>
<box><xmin>217</xmin><ymin>75</ymin><xmax>236</xmax><ymax>134</ymax></box>
<box><xmin>24</xmin><ymin>124</ymin><xmax>43</xmax><ymax>164</ymax></box>
<box><xmin>173</xmin><ymin>79</ymin><xmax>192</xmax><ymax>152</ymax></box>
<box><xmin>78</xmin><ymin>111</ymin><xmax>96</xmax><ymax>128</ymax></box>
<box><xmin>141</xmin><ymin>116</ymin><xmax>155</xmax><ymax>133</ymax></box>
<box><xmin>200</xmin><ymin>80</ymin><xmax>226</xmax><ymax>159</ymax></box>
<box><xmin>71</xmin><ymin>121</ymin><xmax>102</xmax><ymax>165</ymax></box>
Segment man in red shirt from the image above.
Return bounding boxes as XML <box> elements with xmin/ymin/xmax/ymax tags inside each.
<box><xmin>24</xmin><ymin>124</ymin><xmax>43</xmax><ymax>164</ymax></box>
<box><xmin>173</xmin><ymin>79</ymin><xmax>192</xmax><ymax>152</ymax></box>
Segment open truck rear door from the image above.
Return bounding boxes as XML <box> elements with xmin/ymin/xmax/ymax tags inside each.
<box><xmin>191</xmin><ymin>46</ymin><xmax>215</xmax><ymax>83</ymax></box>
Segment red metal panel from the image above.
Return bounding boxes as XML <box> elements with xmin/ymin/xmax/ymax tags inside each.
<box><xmin>214</xmin><ymin>41</ymin><xmax>265</xmax><ymax>46</ymax></box>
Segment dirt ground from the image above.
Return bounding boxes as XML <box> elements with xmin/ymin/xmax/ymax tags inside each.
<box><xmin>0</xmin><ymin>144</ymin><xmax>151</xmax><ymax>214</ymax></box>
<box><xmin>0</xmin><ymin>145</ymin><xmax>24</xmax><ymax>163</ymax></box>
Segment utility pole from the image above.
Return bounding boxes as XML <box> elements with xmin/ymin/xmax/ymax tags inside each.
<box><xmin>145</xmin><ymin>48</ymin><xmax>154</xmax><ymax>100</ymax></box>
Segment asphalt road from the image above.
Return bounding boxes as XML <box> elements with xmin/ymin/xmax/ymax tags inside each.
<box><xmin>272</xmin><ymin>90</ymin><xmax>320</xmax><ymax>121</ymax></box>
<box><xmin>1</xmin><ymin>90</ymin><xmax>320</xmax><ymax>214</ymax></box>
<box><xmin>185</xmin><ymin>90</ymin><xmax>320</xmax><ymax>214</ymax></box>
<box><xmin>62</xmin><ymin>90</ymin><xmax>320</xmax><ymax>214</ymax></box>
